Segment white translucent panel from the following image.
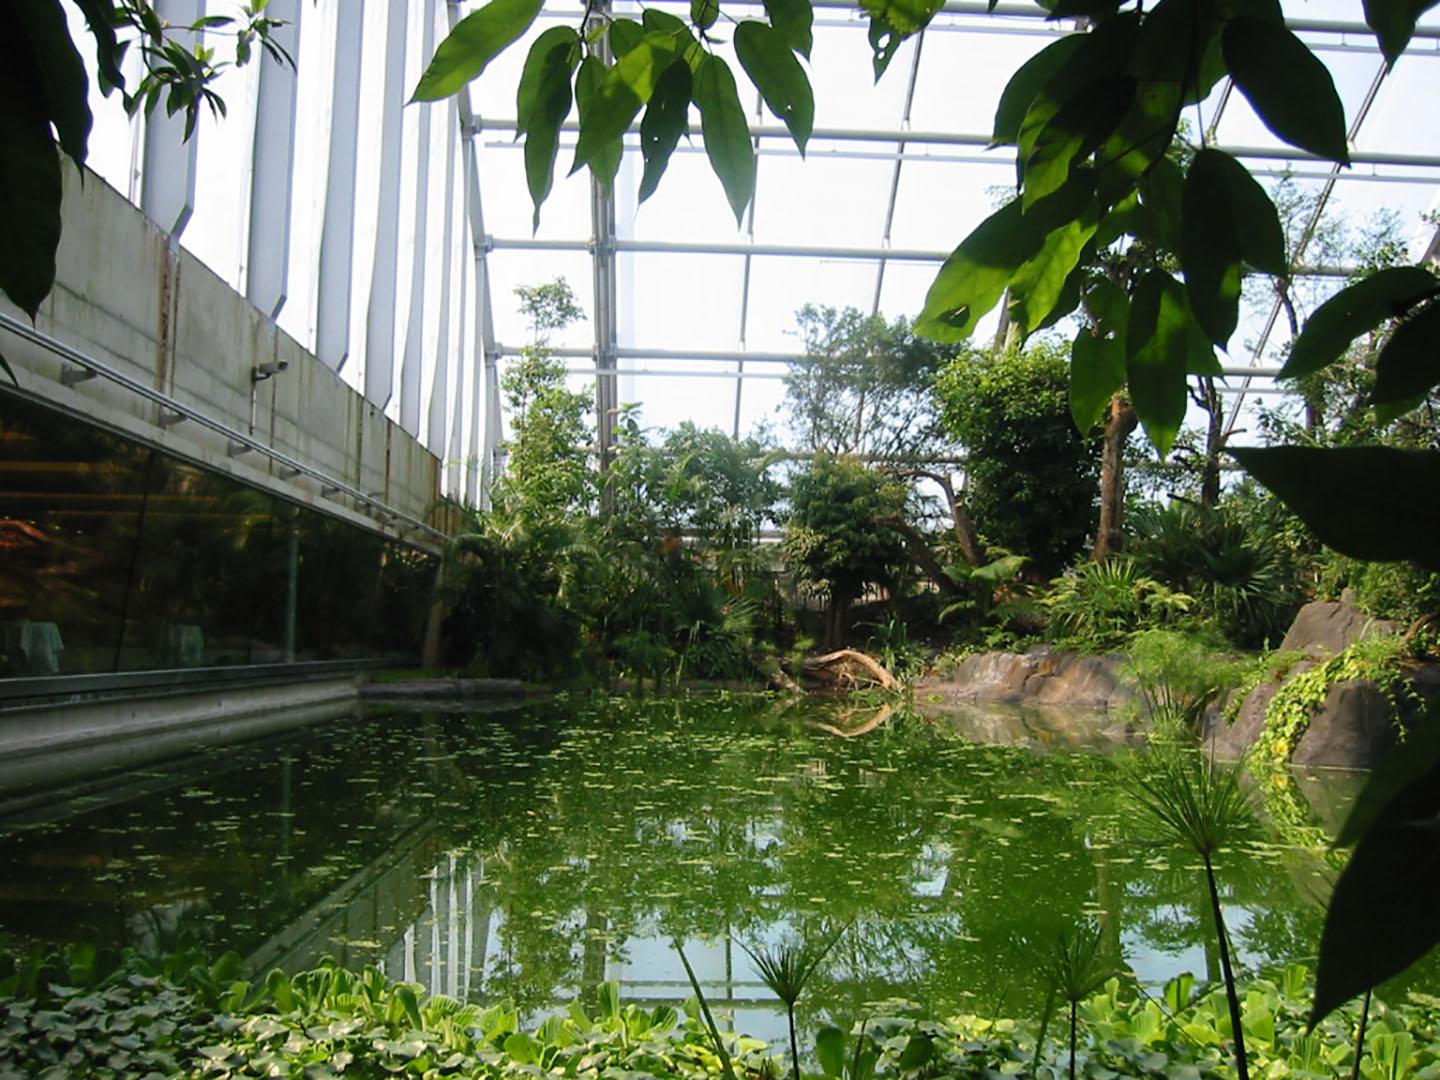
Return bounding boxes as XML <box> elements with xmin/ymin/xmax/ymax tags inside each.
<box><xmin>735</xmin><ymin>371</ymin><xmax>789</xmax><ymax>439</ymax></box>
<box><xmin>278</xmin><ymin>0</ymin><xmax>339</xmax><ymax>351</ymax></box>
<box><xmin>476</xmin><ymin>141</ymin><xmax>594</xmax><ymax>240</ymax></box>
<box><xmin>389</xmin><ymin>0</ymin><xmax>434</xmax><ymax>418</ymax></box>
<box><xmin>885</xmin><ymin>156</ymin><xmax>1014</xmax><ymax>251</ymax></box>
<box><xmin>613</xmin><ymin>371</ymin><xmax>748</xmax><ymax>433</ymax></box>
<box><xmin>875</xmin><ymin>261</ymin><xmax>942</xmax><ymax>323</ymax></box>
<box><xmin>618</xmin><ymin>254</ymin><xmax>746</xmax><ymax>351</ymax></box>
<box><xmin>183</xmin><ymin>56</ymin><xmax>260</xmax><ymax>288</ymax></box>
<box><xmin>336</xmin><ymin>0</ymin><xmax>394</xmax><ymax>393</ymax></box>
<box><xmin>487</xmin><ymin>251</ymin><xmax>596</xmax><ymax>351</ymax></box>
<box><xmin>627</xmin><ymin>148</ymin><xmax>752</xmax><ymax>244</ymax></box>
<box><xmin>908</xmin><ymin>26</ymin><xmax>1063</xmax><ymax>135</ymax></box>
<box><xmin>809</xmin><ymin>21</ymin><xmax>912</xmax><ymax>131</ymax></box>
<box><xmin>418</xmin><ymin>92</ymin><xmax>458</xmax><ymax>444</ymax></box>
<box><xmin>741</xmin><ymin>256</ymin><xmax>880</xmax><ymax>352</ymax></box>
<box><xmin>1355</xmin><ymin>54</ymin><xmax>1440</xmax><ymax>159</ymax></box>
<box><xmin>751</xmin><ymin>154</ymin><xmax>892</xmax><ymax>247</ymax></box>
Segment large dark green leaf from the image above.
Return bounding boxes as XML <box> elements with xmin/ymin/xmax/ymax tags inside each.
<box><xmin>1229</xmin><ymin>446</ymin><xmax>1440</xmax><ymax>570</ymax></box>
<box><xmin>734</xmin><ymin>21</ymin><xmax>813</xmax><ymax>154</ymax></box>
<box><xmin>14</xmin><ymin>0</ymin><xmax>92</xmax><ymax>165</ymax></box>
<box><xmin>866</xmin><ymin>15</ymin><xmax>904</xmax><ymax>81</ymax></box>
<box><xmin>574</xmin><ymin>56</ymin><xmax>621</xmax><ymax>189</ymax></box>
<box><xmin>1280</xmin><ymin>267</ymin><xmax>1439</xmax><ymax>378</ymax></box>
<box><xmin>1363</xmin><ymin>0</ymin><xmax>1440</xmax><ymax>66</ymax></box>
<box><xmin>1181</xmin><ymin>150</ymin><xmax>1244</xmax><ymax>346</ymax></box>
<box><xmin>69</xmin><ymin>0</ymin><xmax>124</xmax><ymax>94</ymax></box>
<box><xmin>516</xmin><ymin>27</ymin><xmax>578</xmax><ymax>138</ymax></box>
<box><xmin>1138</xmin><ymin>156</ymin><xmax>1183</xmax><ymax>253</ymax></box>
<box><xmin>638</xmin><ymin>61</ymin><xmax>691</xmax><ymax>203</ymax></box>
<box><xmin>917</xmin><ymin>179</ymin><xmax>1094</xmax><ymax>342</ymax></box>
<box><xmin>1372</xmin><ymin>301</ymin><xmax>1440</xmax><ymax>405</ymax></box>
<box><xmin>642</xmin><ymin>10</ymin><xmax>703</xmax><ymax>71</ymax></box>
<box><xmin>608</xmin><ymin>18</ymin><xmax>645</xmax><ymax>58</ymax></box>
<box><xmin>1127</xmin><ymin>0</ymin><xmax>1224</xmax><ymax>98</ymax></box>
<box><xmin>991</xmin><ymin>35</ymin><xmax>1085</xmax><ymax>148</ymax></box>
<box><xmin>765</xmin><ymin>0</ymin><xmax>814</xmax><ymax>58</ymax></box>
<box><xmin>691</xmin><ymin>0</ymin><xmax>721</xmax><ymax>31</ymax></box>
<box><xmin>571</xmin><ymin>35</ymin><xmax>677</xmax><ymax>175</ymax></box>
<box><xmin>1008</xmin><ymin>203</ymin><xmax>1101</xmax><ymax>333</ymax></box>
<box><xmin>1094</xmin><ymin>80</ymin><xmax>1180</xmax><ymax>198</ymax></box>
<box><xmin>1311</xmin><ymin>755</ymin><xmax>1440</xmax><ymax>1026</ymax></box>
<box><xmin>412</xmin><ymin>0</ymin><xmax>543</xmax><ymax>101</ymax></box>
<box><xmin>1223</xmin><ymin>18</ymin><xmax>1350</xmax><ymax>164</ymax></box>
<box><xmin>0</xmin><ymin>9</ymin><xmax>63</xmax><ymax>319</ymax></box>
<box><xmin>1179</xmin><ymin>148</ymin><xmax>1287</xmax><ymax>315</ymax></box>
<box><xmin>521</xmin><ymin>34</ymin><xmax>576</xmax><ymax>228</ymax></box>
<box><xmin>860</xmin><ymin>0</ymin><xmax>943</xmax><ymax>35</ymax></box>
<box><xmin>1126</xmin><ymin>271</ymin><xmax>1192</xmax><ymax>455</ymax></box>
<box><xmin>1021</xmin><ymin>76</ymin><xmax>1133</xmax><ymax>209</ymax></box>
<box><xmin>693</xmin><ymin>55</ymin><xmax>755</xmax><ymax>226</ymax></box>
<box><xmin>1071</xmin><ymin>328</ymin><xmax>1126</xmax><ymax>432</ymax></box>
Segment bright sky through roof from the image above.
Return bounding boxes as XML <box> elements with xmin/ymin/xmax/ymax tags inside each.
<box><xmin>73</xmin><ymin>0</ymin><xmax>1440</xmax><ymax>462</ymax></box>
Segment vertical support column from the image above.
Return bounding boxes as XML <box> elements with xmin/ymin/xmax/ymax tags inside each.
<box><xmin>400</xmin><ymin>0</ymin><xmax>438</xmax><ymax>435</ymax></box>
<box><xmin>315</xmin><ymin>2</ymin><xmax>366</xmax><ymax>370</ymax></box>
<box><xmin>246</xmin><ymin>0</ymin><xmax>302</xmax><ymax>318</ymax></box>
<box><xmin>588</xmin><ymin>3</ymin><xmax>618</xmax><ymax>486</ymax></box>
<box><xmin>140</xmin><ymin>0</ymin><xmax>203</xmax><ymax>239</ymax></box>
<box><xmin>427</xmin><ymin>95</ymin><xmax>458</xmax><ymax>455</ymax></box>
<box><xmin>363</xmin><ymin>0</ymin><xmax>410</xmax><ymax>408</ymax></box>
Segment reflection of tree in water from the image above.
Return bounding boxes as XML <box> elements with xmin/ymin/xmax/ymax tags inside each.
<box><xmin>429</xmin><ymin>698</ymin><xmax>1331</xmax><ymax>1022</ymax></box>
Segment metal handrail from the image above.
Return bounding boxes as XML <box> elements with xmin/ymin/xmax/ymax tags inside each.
<box><xmin>0</xmin><ymin>312</ymin><xmax>450</xmax><ymax>547</ymax></box>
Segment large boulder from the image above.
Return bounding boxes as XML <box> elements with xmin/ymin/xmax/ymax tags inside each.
<box><xmin>919</xmin><ymin>645</ymin><xmax>1137</xmax><ymax>712</ymax></box>
<box><xmin>1204</xmin><ymin>596</ymin><xmax>1436</xmax><ymax>770</ymax></box>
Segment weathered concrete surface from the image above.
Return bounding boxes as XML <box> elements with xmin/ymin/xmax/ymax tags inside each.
<box><xmin>0</xmin><ymin>167</ymin><xmax>442</xmax><ymax>547</ymax></box>
<box><xmin>0</xmin><ymin>675</ymin><xmax>361</xmax><ymax>798</ymax></box>
<box><xmin>917</xmin><ymin>646</ymin><xmax>1138</xmax><ymax>712</ymax></box>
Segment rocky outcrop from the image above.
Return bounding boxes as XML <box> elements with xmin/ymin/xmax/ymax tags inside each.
<box><xmin>918</xmin><ymin>646</ymin><xmax>1137</xmax><ymax>712</ymax></box>
<box><xmin>1203</xmin><ymin>597</ymin><xmax>1438</xmax><ymax>770</ymax></box>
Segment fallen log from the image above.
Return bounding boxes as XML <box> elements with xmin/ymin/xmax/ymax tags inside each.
<box><xmin>801</xmin><ymin>649</ymin><xmax>900</xmax><ymax>690</ymax></box>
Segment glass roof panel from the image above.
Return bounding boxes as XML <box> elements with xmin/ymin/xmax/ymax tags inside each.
<box><xmin>752</xmin><ymin>154</ymin><xmax>895</xmax><ymax>246</ymax></box>
<box><xmin>487</xmin><ymin>251</ymin><xmax>597</xmax><ymax>352</ymax></box>
<box><xmin>618</xmin><ymin>254</ymin><xmax>747</xmax><ymax>351</ymax></box>
<box><xmin>886</xmin><ymin>157</ymin><xmax>1014</xmax><ymax>251</ymax></box>
<box><xmin>742</xmin><ymin>257</ymin><xmax>881</xmax><ymax>350</ymax></box>
<box><xmin>906</xmin><ymin>22</ymin><xmax>1062</xmax><ymax>134</ymax></box>
<box><xmin>623</xmin><ymin>151</ymin><xmax>754</xmax><ymax>245</ymax></box>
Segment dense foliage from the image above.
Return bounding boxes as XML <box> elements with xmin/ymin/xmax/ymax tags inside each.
<box><xmin>934</xmin><ymin>344</ymin><xmax>1099</xmax><ymax>578</ymax></box>
<box><xmin>4</xmin><ymin>945</ymin><xmax>1440</xmax><ymax>1080</ymax></box>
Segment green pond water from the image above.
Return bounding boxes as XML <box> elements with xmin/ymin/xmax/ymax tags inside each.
<box><xmin>0</xmin><ymin>695</ymin><xmax>1374</xmax><ymax>1041</ymax></box>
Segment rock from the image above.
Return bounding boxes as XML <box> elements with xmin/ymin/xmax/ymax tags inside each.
<box><xmin>1291</xmin><ymin>680</ymin><xmax>1400</xmax><ymax>769</ymax></box>
<box><xmin>1202</xmin><ymin>673</ymin><xmax>1295</xmax><ymax>760</ymax></box>
<box><xmin>1279</xmin><ymin>599</ymin><xmax>1401</xmax><ymax>657</ymax></box>
<box><xmin>918</xmin><ymin>649</ymin><xmax>1137</xmax><ymax>712</ymax></box>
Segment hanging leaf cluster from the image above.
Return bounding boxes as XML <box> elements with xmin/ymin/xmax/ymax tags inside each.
<box><xmin>413</xmin><ymin>0</ymin><xmax>818</xmax><ymax>226</ymax></box>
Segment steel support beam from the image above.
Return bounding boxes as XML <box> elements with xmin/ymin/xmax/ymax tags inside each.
<box><xmin>245</xmin><ymin>0</ymin><xmax>301</xmax><ymax>317</ymax></box>
<box><xmin>140</xmin><ymin>0</ymin><xmax>202</xmax><ymax>239</ymax></box>
<box><xmin>363</xmin><ymin>0</ymin><xmax>410</xmax><ymax>408</ymax></box>
<box><xmin>428</xmin><ymin>94</ymin><xmax>459</xmax><ymax>455</ymax></box>
<box><xmin>588</xmin><ymin>0</ymin><xmax>619</xmax><ymax>482</ymax></box>
<box><xmin>401</xmin><ymin>1</ymin><xmax>438</xmax><ymax>434</ymax></box>
<box><xmin>315</xmin><ymin>2</ymin><xmax>365</xmax><ymax>371</ymax></box>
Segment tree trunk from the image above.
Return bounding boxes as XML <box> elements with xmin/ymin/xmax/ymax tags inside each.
<box><xmin>902</xmin><ymin>470</ymin><xmax>984</xmax><ymax>567</ymax></box>
<box><xmin>877</xmin><ymin>515</ymin><xmax>963</xmax><ymax>594</ymax></box>
<box><xmin>1200</xmin><ymin>378</ymin><xmax>1225</xmax><ymax>509</ymax></box>
<box><xmin>1093</xmin><ymin>394</ymin><xmax>1137</xmax><ymax>562</ymax></box>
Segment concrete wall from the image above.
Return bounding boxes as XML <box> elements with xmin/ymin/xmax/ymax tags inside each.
<box><xmin>1</xmin><ymin>167</ymin><xmax>444</xmax><ymax>550</ymax></box>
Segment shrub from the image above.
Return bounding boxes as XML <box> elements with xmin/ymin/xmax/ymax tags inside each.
<box><xmin>1042</xmin><ymin>558</ymin><xmax>1193</xmax><ymax>651</ymax></box>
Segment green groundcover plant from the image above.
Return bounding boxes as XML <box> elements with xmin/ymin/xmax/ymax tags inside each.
<box><xmin>4</xmin><ymin>946</ymin><xmax>1440</xmax><ymax>1080</ymax></box>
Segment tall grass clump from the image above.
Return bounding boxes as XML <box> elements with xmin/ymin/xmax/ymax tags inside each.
<box><xmin>1041</xmin><ymin>922</ymin><xmax>1115</xmax><ymax>1080</ymax></box>
<box><xmin>1129</xmin><ymin>749</ymin><xmax>1257</xmax><ymax>1080</ymax></box>
<box><xmin>741</xmin><ymin>932</ymin><xmax>844</xmax><ymax>1080</ymax></box>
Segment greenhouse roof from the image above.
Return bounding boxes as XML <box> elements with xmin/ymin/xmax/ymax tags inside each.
<box><xmin>77</xmin><ymin>0</ymin><xmax>1440</xmax><ymax>500</ymax></box>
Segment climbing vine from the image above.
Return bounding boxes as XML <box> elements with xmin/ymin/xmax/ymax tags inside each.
<box><xmin>1254</xmin><ymin>634</ymin><xmax>1417</xmax><ymax>768</ymax></box>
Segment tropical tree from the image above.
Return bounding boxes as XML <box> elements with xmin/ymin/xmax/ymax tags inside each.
<box><xmin>495</xmin><ymin>279</ymin><xmax>593</xmax><ymax>522</ymax></box>
<box><xmin>413</xmin><ymin>0</ymin><xmax>1440</xmax><ymax>1019</ymax></box>
<box><xmin>783</xmin><ymin>305</ymin><xmax>953</xmax><ymax>462</ymax></box>
<box><xmin>783</xmin><ymin>455</ymin><xmax>909</xmax><ymax>647</ymax></box>
<box><xmin>934</xmin><ymin>341</ymin><xmax>1099</xmax><ymax>577</ymax></box>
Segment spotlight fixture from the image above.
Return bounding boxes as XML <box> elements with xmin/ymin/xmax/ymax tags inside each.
<box><xmin>252</xmin><ymin>359</ymin><xmax>290</xmax><ymax>382</ymax></box>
